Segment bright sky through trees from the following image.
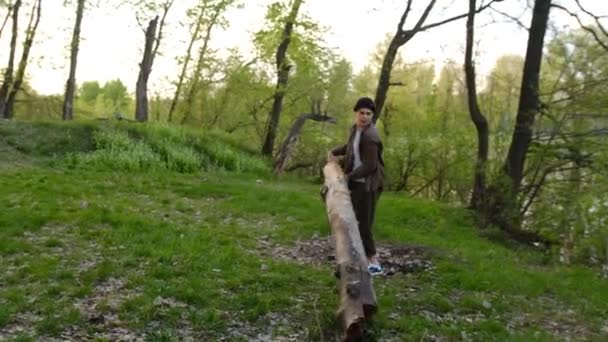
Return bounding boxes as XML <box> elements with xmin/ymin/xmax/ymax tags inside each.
<box><xmin>0</xmin><ymin>0</ymin><xmax>605</xmax><ymax>95</ymax></box>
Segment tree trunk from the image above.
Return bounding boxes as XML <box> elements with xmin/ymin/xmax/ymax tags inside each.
<box><xmin>62</xmin><ymin>0</ymin><xmax>85</xmax><ymax>121</ymax></box>
<box><xmin>322</xmin><ymin>157</ymin><xmax>377</xmax><ymax>341</ymax></box>
<box><xmin>0</xmin><ymin>0</ymin><xmax>21</xmax><ymax>119</ymax></box>
<box><xmin>4</xmin><ymin>0</ymin><xmax>40</xmax><ymax>119</ymax></box>
<box><xmin>484</xmin><ymin>0</ymin><xmax>553</xmax><ymax>241</ymax></box>
<box><xmin>181</xmin><ymin>25</ymin><xmax>212</xmax><ymax>125</ymax></box>
<box><xmin>373</xmin><ymin>0</ymin><xmax>435</xmax><ymax>124</ymax></box>
<box><xmin>261</xmin><ymin>0</ymin><xmax>303</xmax><ymax>156</ymax></box>
<box><xmin>168</xmin><ymin>8</ymin><xmax>205</xmax><ymax>123</ymax></box>
<box><xmin>135</xmin><ymin>16</ymin><xmax>159</xmax><ymax>122</ymax></box>
<box><xmin>274</xmin><ymin>113</ymin><xmax>336</xmax><ymax>174</ymax></box>
<box><xmin>135</xmin><ymin>1</ymin><xmax>173</xmax><ymax>122</ymax></box>
<box><xmin>373</xmin><ymin>40</ymin><xmax>402</xmax><ymax>124</ymax></box>
<box><xmin>394</xmin><ymin>147</ymin><xmax>418</xmax><ymax>192</ymax></box>
<box><xmin>464</xmin><ymin>0</ymin><xmax>489</xmax><ymax>210</ymax></box>
<box><xmin>503</xmin><ymin>0</ymin><xmax>552</xmax><ymax>191</ymax></box>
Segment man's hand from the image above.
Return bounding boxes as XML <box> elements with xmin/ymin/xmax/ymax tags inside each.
<box><xmin>328</xmin><ymin>151</ymin><xmax>344</xmax><ymax>164</ymax></box>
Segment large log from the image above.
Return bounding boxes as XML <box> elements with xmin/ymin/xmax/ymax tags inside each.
<box><xmin>322</xmin><ymin>156</ymin><xmax>377</xmax><ymax>341</ymax></box>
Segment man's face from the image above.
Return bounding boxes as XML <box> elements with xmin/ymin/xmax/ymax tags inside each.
<box><xmin>355</xmin><ymin>108</ymin><xmax>373</xmax><ymax>127</ymax></box>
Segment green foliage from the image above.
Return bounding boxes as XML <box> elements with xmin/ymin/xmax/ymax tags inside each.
<box><xmin>66</xmin><ymin>129</ymin><xmax>164</xmax><ymax>171</ymax></box>
<box><xmin>480</xmin><ymin>54</ymin><xmax>524</xmax><ymax>133</ymax></box>
<box><xmin>325</xmin><ymin>58</ymin><xmax>354</xmax><ymax>117</ymax></box>
<box><xmin>542</xmin><ymin>27</ymin><xmax>608</xmax><ymax>113</ymax></box>
<box><xmin>253</xmin><ymin>1</ymin><xmax>292</xmax><ymax>62</ymax></box>
<box><xmin>127</xmin><ymin>122</ymin><xmax>269</xmax><ymax>173</ymax></box>
<box><xmin>78</xmin><ymin>81</ymin><xmax>101</xmax><ymax>103</ymax></box>
<box><xmin>151</xmin><ymin>140</ymin><xmax>201</xmax><ymax>173</ymax></box>
<box><xmin>101</xmin><ymin>79</ymin><xmax>130</xmax><ymax>114</ymax></box>
<box><xmin>1</xmin><ymin>120</ymin><xmax>269</xmax><ymax>175</ymax></box>
<box><xmin>351</xmin><ymin>65</ymin><xmax>377</xmax><ymax>96</ymax></box>
<box><xmin>65</xmin><ymin>123</ymin><xmax>269</xmax><ymax>173</ymax></box>
<box><xmin>194</xmin><ymin>134</ymin><xmax>268</xmax><ymax>173</ymax></box>
<box><xmin>93</xmin><ymin>128</ymin><xmax>134</xmax><ymax>150</ymax></box>
<box><xmin>167</xmin><ymin>0</ymin><xmax>241</xmax><ymax>125</ymax></box>
<box><xmin>204</xmin><ymin>50</ymin><xmax>273</xmax><ymax>138</ymax></box>
<box><xmin>513</xmin><ymin>27</ymin><xmax>608</xmax><ymax>264</ymax></box>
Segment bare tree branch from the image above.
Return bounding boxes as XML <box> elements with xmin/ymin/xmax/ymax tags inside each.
<box><xmin>543</xmin><ymin>77</ymin><xmax>608</xmax><ymax>105</ymax></box>
<box><xmin>551</xmin><ymin>3</ymin><xmax>608</xmax><ymax>51</ymax></box>
<box><xmin>152</xmin><ymin>0</ymin><xmax>174</xmax><ymax>60</ymax></box>
<box><xmin>0</xmin><ymin>3</ymin><xmax>12</xmax><ymax>41</ymax></box>
<box><xmin>417</xmin><ymin>0</ymin><xmax>502</xmax><ymax>33</ymax></box>
<box><xmin>397</xmin><ymin>0</ymin><xmax>413</xmax><ymax>31</ymax></box>
<box><xmin>407</xmin><ymin>0</ymin><xmax>437</xmax><ymax>37</ymax></box>
<box><xmin>574</xmin><ymin>0</ymin><xmax>608</xmax><ymax>36</ymax></box>
<box><xmin>520</xmin><ymin>112</ymin><xmax>567</xmax><ymax>216</ymax></box>
<box><xmin>373</xmin><ymin>0</ymin><xmax>503</xmax><ymax>121</ymax></box>
<box><xmin>490</xmin><ymin>6</ymin><xmax>528</xmax><ymax>30</ymax></box>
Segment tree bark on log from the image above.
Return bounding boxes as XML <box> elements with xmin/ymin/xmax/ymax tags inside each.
<box><xmin>273</xmin><ymin>113</ymin><xmax>336</xmax><ymax>174</ymax></box>
<box><xmin>322</xmin><ymin>157</ymin><xmax>377</xmax><ymax>341</ymax></box>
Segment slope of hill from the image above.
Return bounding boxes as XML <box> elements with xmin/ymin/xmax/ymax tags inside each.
<box><xmin>1</xmin><ymin>120</ymin><xmax>607</xmax><ymax>341</ymax></box>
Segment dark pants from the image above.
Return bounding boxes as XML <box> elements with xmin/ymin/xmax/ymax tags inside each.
<box><xmin>349</xmin><ymin>181</ymin><xmax>380</xmax><ymax>258</ymax></box>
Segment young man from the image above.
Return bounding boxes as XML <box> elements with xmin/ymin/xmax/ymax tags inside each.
<box><xmin>331</xmin><ymin>97</ymin><xmax>385</xmax><ymax>274</ymax></box>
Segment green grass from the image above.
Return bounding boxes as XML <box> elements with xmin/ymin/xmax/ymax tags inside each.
<box><xmin>1</xmin><ymin>120</ymin><xmax>607</xmax><ymax>341</ymax></box>
<box><xmin>0</xmin><ymin>120</ymin><xmax>269</xmax><ymax>174</ymax></box>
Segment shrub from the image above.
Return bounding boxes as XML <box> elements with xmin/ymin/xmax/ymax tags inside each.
<box><xmin>66</xmin><ymin>129</ymin><xmax>162</xmax><ymax>171</ymax></box>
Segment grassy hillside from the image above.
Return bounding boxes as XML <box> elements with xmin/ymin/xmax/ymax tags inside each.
<box><xmin>1</xmin><ymin>120</ymin><xmax>607</xmax><ymax>341</ymax></box>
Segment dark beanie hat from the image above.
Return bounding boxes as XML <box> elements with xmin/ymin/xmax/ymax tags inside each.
<box><xmin>353</xmin><ymin>97</ymin><xmax>375</xmax><ymax>113</ymax></box>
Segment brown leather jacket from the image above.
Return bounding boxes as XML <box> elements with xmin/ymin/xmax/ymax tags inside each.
<box><xmin>331</xmin><ymin>123</ymin><xmax>384</xmax><ymax>192</ymax></box>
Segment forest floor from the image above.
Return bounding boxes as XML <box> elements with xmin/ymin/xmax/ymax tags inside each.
<box><xmin>1</xmin><ymin>120</ymin><xmax>607</xmax><ymax>341</ymax></box>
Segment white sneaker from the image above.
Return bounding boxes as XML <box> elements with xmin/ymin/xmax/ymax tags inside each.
<box><xmin>368</xmin><ymin>263</ymin><xmax>382</xmax><ymax>275</ymax></box>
